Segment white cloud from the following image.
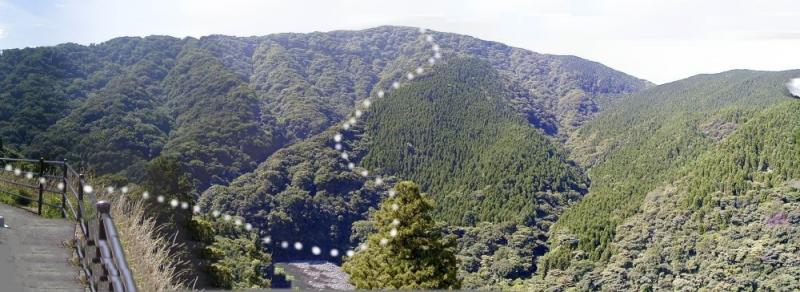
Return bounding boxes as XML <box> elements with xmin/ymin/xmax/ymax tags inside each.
<box><xmin>0</xmin><ymin>27</ymin><xmax>5</xmax><ymax>39</ymax></box>
<box><xmin>787</xmin><ymin>78</ymin><xmax>800</xmax><ymax>98</ymax></box>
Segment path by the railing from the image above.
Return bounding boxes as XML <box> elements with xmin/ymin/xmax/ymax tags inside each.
<box><xmin>0</xmin><ymin>203</ymin><xmax>84</xmax><ymax>291</ymax></box>
<box><xmin>1</xmin><ymin>157</ymin><xmax>137</xmax><ymax>292</ymax></box>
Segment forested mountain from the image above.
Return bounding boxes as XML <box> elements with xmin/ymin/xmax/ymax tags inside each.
<box><xmin>3</xmin><ymin>26</ymin><xmax>695</xmax><ymax>290</ymax></box>
<box><xmin>198</xmin><ymin>58</ymin><xmax>593</xmax><ymax>288</ymax></box>
<box><xmin>360</xmin><ymin>58</ymin><xmax>587</xmax><ymax>225</ymax></box>
<box><xmin>0</xmin><ymin>26</ymin><xmax>648</xmax><ymax>190</ymax></box>
<box><xmin>535</xmin><ymin>70</ymin><xmax>800</xmax><ymax>290</ymax></box>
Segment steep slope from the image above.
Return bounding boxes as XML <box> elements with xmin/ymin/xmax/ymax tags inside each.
<box><xmin>200</xmin><ymin>59</ymin><xmax>589</xmax><ymax>290</ymax></box>
<box><xmin>536</xmin><ymin>100</ymin><xmax>800</xmax><ymax>290</ymax></box>
<box><xmin>361</xmin><ymin>58</ymin><xmax>586</xmax><ymax>225</ymax></box>
<box><xmin>0</xmin><ymin>26</ymin><xmax>648</xmax><ymax>190</ymax></box>
<box><xmin>540</xmin><ymin>70</ymin><xmax>800</xmax><ymax>288</ymax></box>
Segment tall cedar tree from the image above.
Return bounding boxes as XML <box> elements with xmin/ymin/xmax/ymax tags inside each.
<box><xmin>343</xmin><ymin>181</ymin><xmax>461</xmax><ymax>289</ymax></box>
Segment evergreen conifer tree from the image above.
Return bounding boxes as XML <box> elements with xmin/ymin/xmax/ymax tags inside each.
<box><xmin>343</xmin><ymin>181</ymin><xmax>461</xmax><ymax>289</ymax></box>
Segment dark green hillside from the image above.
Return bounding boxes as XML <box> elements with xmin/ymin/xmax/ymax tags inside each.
<box><xmin>362</xmin><ymin>58</ymin><xmax>587</xmax><ymax>225</ymax></box>
<box><xmin>160</xmin><ymin>47</ymin><xmax>283</xmax><ymax>189</ymax></box>
<box><xmin>0</xmin><ymin>45</ymin><xmax>93</xmax><ymax>146</ymax></box>
<box><xmin>25</xmin><ymin>39</ymin><xmax>181</xmax><ymax>177</ymax></box>
<box><xmin>198</xmin><ymin>125</ymin><xmax>387</xmax><ymax>260</ymax></box>
<box><xmin>201</xmin><ymin>58</ymin><xmax>587</xmax><ymax>266</ymax></box>
<box><xmin>535</xmin><ymin>100</ymin><xmax>800</xmax><ymax>290</ymax></box>
<box><xmin>544</xmin><ymin>69</ymin><xmax>800</xmax><ymax>274</ymax></box>
<box><xmin>1</xmin><ymin>26</ymin><xmax>648</xmax><ymax>190</ymax></box>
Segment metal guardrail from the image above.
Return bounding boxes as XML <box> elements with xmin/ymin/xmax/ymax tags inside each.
<box><xmin>0</xmin><ymin>157</ymin><xmax>137</xmax><ymax>292</ymax></box>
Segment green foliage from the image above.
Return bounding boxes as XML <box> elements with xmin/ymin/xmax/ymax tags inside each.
<box><xmin>362</xmin><ymin>57</ymin><xmax>587</xmax><ymax>225</ymax></box>
<box><xmin>142</xmin><ymin>156</ymin><xmax>193</xmax><ymax>202</ymax></box>
<box><xmin>14</xmin><ymin>188</ymin><xmax>33</xmax><ymax>206</ymax></box>
<box><xmin>160</xmin><ymin>47</ymin><xmax>283</xmax><ymax>189</ymax></box>
<box><xmin>0</xmin><ymin>26</ymin><xmax>652</xmax><ymax>289</ymax></box>
<box><xmin>1</xmin><ymin>26</ymin><xmax>647</xmax><ymax>192</ymax></box>
<box><xmin>548</xmin><ymin>69</ymin><xmax>800</xmax><ymax>270</ymax></box>
<box><xmin>187</xmin><ymin>217</ymin><xmax>215</xmax><ymax>244</ymax></box>
<box><xmin>342</xmin><ymin>181</ymin><xmax>461</xmax><ymax>289</ymax></box>
<box><xmin>449</xmin><ymin>222</ymin><xmax>547</xmax><ymax>289</ymax></box>
<box><xmin>204</xmin><ymin>232</ymin><xmax>272</xmax><ymax>289</ymax></box>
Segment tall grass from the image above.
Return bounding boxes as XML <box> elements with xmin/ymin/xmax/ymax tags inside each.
<box><xmin>108</xmin><ymin>195</ymin><xmax>186</xmax><ymax>291</ymax></box>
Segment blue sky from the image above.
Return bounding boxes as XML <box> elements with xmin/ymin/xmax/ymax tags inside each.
<box><xmin>1</xmin><ymin>0</ymin><xmax>799</xmax><ymax>84</ymax></box>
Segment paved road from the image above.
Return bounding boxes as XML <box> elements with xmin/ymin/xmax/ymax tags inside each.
<box><xmin>0</xmin><ymin>203</ymin><xmax>84</xmax><ymax>291</ymax></box>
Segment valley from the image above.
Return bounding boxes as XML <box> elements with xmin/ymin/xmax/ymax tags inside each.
<box><xmin>1</xmin><ymin>25</ymin><xmax>798</xmax><ymax>291</ymax></box>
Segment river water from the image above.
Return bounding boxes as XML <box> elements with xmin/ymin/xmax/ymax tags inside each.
<box><xmin>276</xmin><ymin>261</ymin><xmax>355</xmax><ymax>290</ymax></box>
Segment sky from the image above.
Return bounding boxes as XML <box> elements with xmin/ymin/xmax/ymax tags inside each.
<box><xmin>1</xmin><ymin>0</ymin><xmax>799</xmax><ymax>84</ymax></box>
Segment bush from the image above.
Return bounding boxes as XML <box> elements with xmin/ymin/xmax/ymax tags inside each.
<box><xmin>15</xmin><ymin>189</ymin><xmax>33</xmax><ymax>206</ymax></box>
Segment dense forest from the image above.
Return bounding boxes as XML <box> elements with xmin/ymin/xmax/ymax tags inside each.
<box><xmin>361</xmin><ymin>58</ymin><xmax>587</xmax><ymax>225</ymax></box>
<box><xmin>0</xmin><ymin>26</ymin><xmax>648</xmax><ymax>190</ymax></box>
<box><xmin>536</xmin><ymin>70</ymin><xmax>800</xmax><ymax>290</ymax></box>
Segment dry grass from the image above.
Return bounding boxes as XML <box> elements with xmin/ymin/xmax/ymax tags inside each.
<box><xmin>108</xmin><ymin>195</ymin><xmax>186</xmax><ymax>291</ymax></box>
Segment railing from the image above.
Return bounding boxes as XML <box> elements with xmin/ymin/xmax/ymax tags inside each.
<box><xmin>0</xmin><ymin>157</ymin><xmax>137</xmax><ymax>292</ymax></box>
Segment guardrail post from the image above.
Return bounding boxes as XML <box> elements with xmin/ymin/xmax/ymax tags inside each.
<box><xmin>77</xmin><ymin>174</ymin><xmax>84</xmax><ymax>222</ymax></box>
<box><xmin>61</xmin><ymin>159</ymin><xmax>67</xmax><ymax>218</ymax></box>
<box><xmin>37</xmin><ymin>157</ymin><xmax>44</xmax><ymax>216</ymax></box>
<box><xmin>96</xmin><ymin>201</ymin><xmax>111</xmax><ymax>289</ymax></box>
